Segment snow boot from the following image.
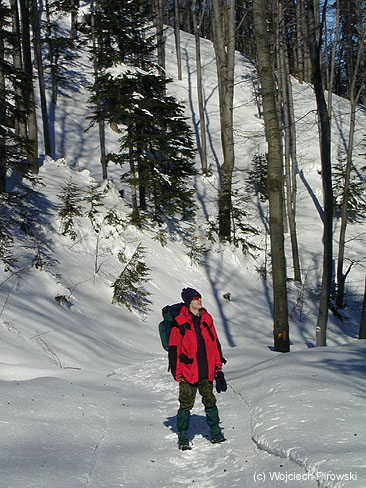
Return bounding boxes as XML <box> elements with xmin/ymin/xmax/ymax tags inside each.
<box><xmin>211</xmin><ymin>433</ymin><xmax>226</xmax><ymax>444</ymax></box>
<box><xmin>178</xmin><ymin>439</ymin><xmax>192</xmax><ymax>451</ymax></box>
<box><xmin>177</xmin><ymin>409</ymin><xmax>191</xmax><ymax>449</ymax></box>
<box><xmin>205</xmin><ymin>406</ymin><xmax>226</xmax><ymax>443</ymax></box>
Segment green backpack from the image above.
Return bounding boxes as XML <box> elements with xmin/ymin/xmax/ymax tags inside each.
<box><xmin>158</xmin><ymin>302</ymin><xmax>184</xmax><ymax>351</ymax></box>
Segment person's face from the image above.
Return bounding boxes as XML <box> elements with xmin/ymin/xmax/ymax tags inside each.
<box><xmin>189</xmin><ymin>295</ymin><xmax>202</xmax><ymax>314</ymax></box>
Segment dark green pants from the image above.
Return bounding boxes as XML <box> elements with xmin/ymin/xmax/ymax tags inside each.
<box><xmin>177</xmin><ymin>379</ymin><xmax>222</xmax><ymax>442</ymax></box>
<box><xmin>179</xmin><ymin>379</ymin><xmax>217</xmax><ymax>410</ymax></box>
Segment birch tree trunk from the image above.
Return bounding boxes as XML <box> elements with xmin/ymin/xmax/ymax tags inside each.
<box><xmin>129</xmin><ymin>143</ymin><xmax>140</xmax><ymax>224</ymax></box>
<box><xmin>306</xmin><ymin>0</ymin><xmax>333</xmax><ymax>347</ymax></box>
<box><xmin>192</xmin><ymin>0</ymin><xmax>208</xmax><ymax>174</ymax></box>
<box><xmin>253</xmin><ymin>0</ymin><xmax>290</xmax><ymax>352</ymax></box>
<box><xmin>211</xmin><ymin>0</ymin><xmax>235</xmax><ymax>241</ymax></box>
<box><xmin>32</xmin><ymin>0</ymin><xmax>52</xmax><ymax>158</ymax></box>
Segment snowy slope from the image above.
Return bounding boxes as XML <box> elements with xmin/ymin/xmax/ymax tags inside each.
<box><xmin>0</xmin><ymin>13</ymin><xmax>365</xmax><ymax>488</ymax></box>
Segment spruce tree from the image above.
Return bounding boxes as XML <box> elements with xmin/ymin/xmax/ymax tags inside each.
<box><xmin>92</xmin><ymin>0</ymin><xmax>155</xmax><ymax>70</ymax></box>
<box><xmin>112</xmin><ymin>244</ymin><xmax>151</xmax><ymax>313</ymax></box>
<box><xmin>88</xmin><ymin>0</ymin><xmax>197</xmax><ymax>224</ymax></box>
<box><xmin>90</xmin><ymin>71</ymin><xmax>197</xmax><ymax>223</ymax></box>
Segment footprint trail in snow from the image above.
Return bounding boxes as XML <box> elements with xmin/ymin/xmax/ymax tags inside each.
<box><xmin>108</xmin><ymin>357</ymin><xmax>317</xmax><ymax>488</ymax></box>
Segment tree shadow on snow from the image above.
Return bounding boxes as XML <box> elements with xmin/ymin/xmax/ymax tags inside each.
<box><xmin>164</xmin><ymin>414</ymin><xmax>210</xmax><ymax>441</ymax></box>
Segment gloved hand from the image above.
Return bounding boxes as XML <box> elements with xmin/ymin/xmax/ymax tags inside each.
<box><xmin>215</xmin><ymin>371</ymin><xmax>227</xmax><ymax>393</ymax></box>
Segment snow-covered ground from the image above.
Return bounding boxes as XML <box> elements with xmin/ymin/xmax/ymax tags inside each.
<box><xmin>0</xmin><ymin>12</ymin><xmax>365</xmax><ymax>488</ymax></box>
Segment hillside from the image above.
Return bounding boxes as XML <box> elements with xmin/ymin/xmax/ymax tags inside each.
<box><xmin>0</xmin><ymin>21</ymin><xmax>365</xmax><ymax>488</ymax></box>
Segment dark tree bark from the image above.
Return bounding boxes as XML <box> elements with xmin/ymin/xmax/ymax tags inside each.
<box><xmin>360</xmin><ymin>275</ymin><xmax>366</xmax><ymax>339</ymax></box>
<box><xmin>327</xmin><ymin>0</ymin><xmax>340</xmax><ymax>118</ymax></box>
<box><xmin>19</xmin><ymin>0</ymin><xmax>38</xmax><ymax>173</ymax></box>
<box><xmin>10</xmin><ymin>0</ymin><xmax>27</xmax><ymax>140</ymax></box>
<box><xmin>91</xmin><ymin>0</ymin><xmax>107</xmax><ymax>180</ymax></box>
<box><xmin>174</xmin><ymin>0</ymin><xmax>182</xmax><ymax>80</ymax></box>
<box><xmin>253</xmin><ymin>0</ymin><xmax>290</xmax><ymax>352</ymax></box>
<box><xmin>154</xmin><ymin>0</ymin><xmax>165</xmax><ymax>78</ymax></box>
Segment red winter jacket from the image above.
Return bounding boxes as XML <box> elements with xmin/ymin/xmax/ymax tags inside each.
<box><xmin>168</xmin><ymin>305</ymin><xmax>223</xmax><ymax>384</ymax></box>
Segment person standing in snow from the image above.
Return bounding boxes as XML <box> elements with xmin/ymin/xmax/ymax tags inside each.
<box><xmin>168</xmin><ymin>287</ymin><xmax>227</xmax><ymax>450</ymax></box>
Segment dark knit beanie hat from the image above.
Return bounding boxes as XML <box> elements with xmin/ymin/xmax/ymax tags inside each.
<box><xmin>181</xmin><ymin>287</ymin><xmax>201</xmax><ymax>307</ymax></box>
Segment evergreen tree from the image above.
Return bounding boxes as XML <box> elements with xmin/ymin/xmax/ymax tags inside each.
<box><xmin>87</xmin><ymin>0</ymin><xmax>158</xmax><ymax>182</ymax></box>
<box><xmin>57</xmin><ymin>178</ymin><xmax>83</xmax><ymax>240</ymax></box>
<box><xmin>89</xmin><ymin>71</ymin><xmax>197</xmax><ymax>224</ymax></box>
<box><xmin>246</xmin><ymin>153</ymin><xmax>268</xmax><ymax>202</ymax></box>
<box><xmin>92</xmin><ymin>0</ymin><xmax>156</xmax><ymax>70</ymax></box>
<box><xmin>112</xmin><ymin>244</ymin><xmax>151</xmax><ymax>313</ymax></box>
<box><xmin>333</xmin><ymin>157</ymin><xmax>366</xmax><ymax>222</ymax></box>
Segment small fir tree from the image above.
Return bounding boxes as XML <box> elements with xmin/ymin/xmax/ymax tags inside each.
<box><xmin>57</xmin><ymin>178</ymin><xmax>83</xmax><ymax>240</ymax></box>
<box><xmin>333</xmin><ymin>157</ymin><xmax>366</xmax><ymax>222</ymax></box>
<box><xmin>246</xmin><ymin>153</ymin><xmax>268</xmax><ymax>202</ymax></box>
<box><xmin>231</xmin><ymin>181</ymin><xmax>261</xmax><ymax>256</ymax></box>
<box><xmin>112</xmin><ymin>244</ymin><xmax>151</xmax><ymax>313</ymax></box>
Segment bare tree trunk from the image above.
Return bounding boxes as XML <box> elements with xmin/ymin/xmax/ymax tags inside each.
<box><xmin>306</xmin><ymin>0</ymin><xmax>332</xmax><ymax>347</ymax></box>
<box><xmin>192</xmin><ymin>0</ymin><xmax>208</xmax><ymax>174</ymax></box>
<box><xmin>154</xmin><ymin>0</ymin><xmax>165</xmax><ymax>78</ymax></box>
<box><xmin>211</xmin><ymin>0</ymin><xmax>235</xmax><ymax>241</ymax></box>
<box><xmin>45</xmin><ymin>0</ymin><xmax>58</xmax><ymax>105</ymax></box>
<box><xmin>336</xmin><ymin>25</ymin><xmax>366</xmax><ymax>309</ymax></box>
<box><xmin>296</xmin><ymin>0</ymin><xmax>304</xmax><ymax>83</ymax></box>
<box><xmin>253</xmin><ymin>0</ymin><xmax>290</xmax><ymax>352</ymax></box>
<box><xmin>302</xmin><ymin>2</ymin><xmax>312</xmax><ymax>82</ymax></box>
<box><xmin>327</xmin><ymin>0</ymin><xmax>340</xmax><ymax>119</ymax></box>
<box><xmin>129</xmin><ymin>143</ymin><xmax>140</xmax><ymax>224</ymax></box>
<box><xmin>278</xmin><ymin>0</ymin><xmax>301</xmax><ymax>283</ymax></box>
<box><xmin>360</xmin><ymin>275</ymin><xmax>366</xmax><ymax>339</ymax></box>
<box><xmin>20</xmin><ymin>0</ymin><xmax>39</xmax><ymax>173</ymax></box>
<box><xmin>10</xmin><ymin>0</ymin><xmax>27</xmax><ymax>140</ymax></box>
<box><xmin>174</xmin><ymin>0</ymin><xmax>182</xmax><ymax>80</ymax></box>
<box><xmin>0</xmin><ymin>23</ymin><xmax>6</xmax><ymax>192</ymax></box>
<box><xmin>91</xmin><ymin>0</ymin><xmax>107</xmax><ymax>180</ymax></box>
<box><xmin>70</xmin><ymin>0</ymin><xmax>79</xmax><ymax>39</ymax></box>
<box><xmin>32</xmin><ymin>0</ymin><xmax>52</xmax><ymax>158</ymax></box>
<box><xmin>355</xmin><ymin>0</ymin><xmax>366</xmax><ymax>105</ymax></box>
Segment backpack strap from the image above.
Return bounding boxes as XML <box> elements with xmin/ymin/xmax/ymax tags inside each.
<box><xmin>202</xmin><ymin>320</ymin><xmax>215</xmax><ymax>341</ymax></box>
